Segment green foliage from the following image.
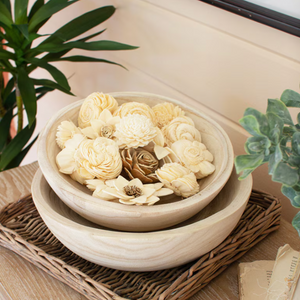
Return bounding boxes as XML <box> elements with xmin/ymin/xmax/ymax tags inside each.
<box><xmin>0</xmin><ymin>0</ymin><xmax>138</xmax><ymax>171</ymax></box>
<box><xmin>235</xmin><ymin>89</ymin><xmax>300</xmax><ymax>235</ymax></box>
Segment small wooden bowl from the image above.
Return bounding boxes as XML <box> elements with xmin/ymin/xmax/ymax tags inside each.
<box><xmin>38</xmin><ymin>92</ymin><xmax>234</xmax><ymax>231</ymax></box>
<box><xmin>32</xmin><ymin>169</ymin><xmax>252</xmax><ymax>272</ymax></box>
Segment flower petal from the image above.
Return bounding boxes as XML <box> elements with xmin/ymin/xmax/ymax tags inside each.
<box><xmin>154</xmin><ymin>188</ymin><xmax>173</xmax><ymax>197</ymax></box>
<box><xmin>128</xmin><ymin>178</ymin><xmax>143</xmax><ymax>189</ymax></box>
<box><xmin>99</xmin><ymin>108</ymin><xmax>113</xmax><ymax>123</ymax></box>
<box><xmin>81</xmin><ymin>126</ymin><xmax>99</xmax><ymax>139</ymax></box>
<box><xmin>114</xmin><ymin>175</ymin><xmax>129</xmax><ymax>191</ymax></box>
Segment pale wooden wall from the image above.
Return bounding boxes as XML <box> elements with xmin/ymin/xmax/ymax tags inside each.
<box><xmin>23</xmin><ymin>0</ymin><xmax>300</xmax><ymax>222</ymax></box>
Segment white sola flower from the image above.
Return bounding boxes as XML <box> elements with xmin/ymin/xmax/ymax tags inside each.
<box><xmin>152</xmin><ymin>102</ymin><xmax>185</xmax><ymax>128</ymax></box>
<box><xmin>156</xmin><ymin>163</ymin><xmax>200</xmax><ymax>198</ymax></box>
<box><xmin>162</xmin><ymin>116</ymin><xmax>201</xmax><ymax>147</ymax></box>
<box><xmin>115</xmin><ymin>114</ymin><xmax>157</xmax><ymax>149</ymax></box>
<box><xmin>171</xmin><ymin>140</ymin><xmax>215</xmax><ymax>179</ymax></box>
<box><xmin>56</xmin><ymin>120</ymin><xmax>81</xmax><ymax>149</ymax></box>
<box><xmin>89</xmin><ymin>175</ymin><xmax>173</xmax><ymax>206</ymax></box>
<box><xmin>81</xmin><ymin>109</ymin><xmax>120</xmax><ymax>140</ymax></box>
<box><xmin>78</xmin><ymin>92</ymin><xmax>118</xmax><ymax>128</ymax></box>
<box><xmin>75</xmin><ymin>137</ymin><xmax>122</xmax><ymax>180</ymax></box>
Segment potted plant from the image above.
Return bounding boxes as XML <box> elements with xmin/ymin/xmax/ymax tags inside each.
<box><xmin>235</xmin><ymin>89</ymin><xmax>300</xmax><ymax>235</ymax></box>
<box><xmin>0</xmin><ymin>0</ymin><xmax>137</xmax><ymax>171</ymax></box>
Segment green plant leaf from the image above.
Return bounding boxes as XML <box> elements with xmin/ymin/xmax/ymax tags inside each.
<box><xmin>283</xmin><ymin>126</ymin><xmax>297</xmax><ymax>138</ymax></box>
<box><xmin>41</xmin><ymin>6</ymin><xmax>115</xmax><ymax>45</ymax></box>
<box><xmin>28</xmin><ymin>0</ymin><xmax>78</xmax><ymax>32</ymax></box>
<box><xmin>281</xmin><ymin>89</ymin><xmax>300</xmax><ymax>108</ymax></box>
<box><xmin>272</xmin><ymin>162</ymin><xmax>299</xmax><ymax>186</ymax></box>
<box><xmin>282</xmin><ymin>186</ymin><xmax>300</xmax><ymax>208</ymax></box>
<box><xmin>235</xmin><ymin>154</ymin><xmax>264</xmax><ymax>174</ymax></box>
<box><xmin>32</xmin><ymin>78</ymin><xmax>74</xmax><ymax>96</ymax></box>
<box><xmin>77</xmin><ymin>29</ymin><xmax>107</xmax><ymax>42</ymax></box>
<box><xmin>266</xmin><ymin>112</ymin><xmax>284</xmax><ymax>133</ymax></box>
<box><xmin>52</xmin><ymin>55</ymin><xmax>125</xmax><ymax>69</ymax></box>
<box><xmin>244</xmin><ymin>108</ymin><xmax>269</xmax><ymax>136</ymax></box>
<box><xmin>297</xmin><ymin>113</ymin><xmax>300</xmax><ymax>125</ymax></box>
<box><xmin>239</xmin><ymin>115</ymin><xmax>265</xmax><ymax>137</ymax></box>
<box><xmin>292</xmin><ymin>211</ymin><xmax>300</xmax><ymax>236</ymax></box>
<box><xmin>3</xmin><ymin>134</ymin><xmax>38</xmax><ymax>170</ymax></box>
<box><xmin>14</xmin><ymin>0</ymin><xmax>28</xmax><ymax>24</ymax></box>
<box><xmin>18</xmin><ymin>67</ymin><xmax>37</xmax><ymax>127</ymax></box>
<box><xmin>28</xmin><ymin>0</ymin><xmax>44</xmax><ymax>20</ymax></box>
<box><xmin>267</xmin><ymin>99</ymin><xmax>294</xmax><ymax>126</ymax></box>
<box><xmin>13</xmin><ymin>24</ymin><xmax>29</xmax><ymax>40</ymax></box>
<box><xmin>292</xmin><ymin>132</ymin><xmax>300</xmax><ymax>155</ymax></box>
<box><xmin>288</xmin><ymin>155</ymin><xmax>300</xmax><ymax>168</ymax></box>
<box><xmin>268</xmin><ymin>144</ymin><xmax>283</xmax><ymax>175</ymax></box>
<box><xmin>0</xmin><ymin>108</ymin><xmax>13</xmax><ymax>152</ymax></box>
<box><xmin>0</xmin><ymin>120</ymin><xmax>36</xmax><ymax>171</ymax></box>
<box><xmin>237</xmin><ymin>168</ymin><xmax>254</xmax><ymax>180</ymax></box>
<box><xmin>26</xmin><ymin>57</ymin><xmax>70</xmax><ymax>90</ymax></box>
<box><xmin>33</xmin><ymin>40</ymin><xmax>139</xmax><ymax>55</ymax></box>
<box><xmin>1</xmin><ymin>0</ymin><xmax>11</xmax><ymax>16</ymax></box>
<box><xmin>0</xmin><ymin>2</ymin><xmax>13</xmax><ymax>28</ymax></box>
<box><xmin>245</xmin><ymin>136</ymin><xmax>271</xmax><ymax>154</ymax></box>
<box><xmin>0</xmin><ymin>48</ymin><xmax>15</xmax><ymax>60</ymax></box>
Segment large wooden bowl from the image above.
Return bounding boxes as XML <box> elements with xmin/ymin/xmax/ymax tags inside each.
<box><xmin>32</xmin><ymin>169</ymin><xmax>252</xmax><ymax>272</ymax></box>
<box><xmin>38</xmin><ymin>92</ymin><xmax>234</xmax><ymax>231</ymax></box>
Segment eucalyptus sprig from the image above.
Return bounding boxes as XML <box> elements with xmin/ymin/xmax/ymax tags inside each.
<box><xmin>0</xmin><ymin>0</ymin><xmax>137</xmax><ymax>171</ymax></box>
<box><xmin>235</xmin><ymin>89</ymin><xmax>300</xmax><ymax>235</ymax></box>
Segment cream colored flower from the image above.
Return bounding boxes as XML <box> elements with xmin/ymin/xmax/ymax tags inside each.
<box><xmin>81</xmin><ymin>109</ymin><xmax>120</xmax><ymax>140</ymax></box>
<box><xmin>75</xmin><ymin>137</ymin><xmax>122</xmax><ymax>180</ymax></box>
<box><xmin>171</xmin><ymin>140</ymin><xmax>215</xmax><ymax>179</ymax></box>
<box><xmin>114</xmin><ymin>102</ymin><xmax>156</xmax><ymax>124</ymax></box>
<box><xmin>56</xmin><ymin>134</ymin><xmax>86</xmax><ymax>174</ymax></box>
<box><xmin>56</xmin><ymin>120</ymin><xmax>81</xmax><ymax>149</ymax></box>
<box><xmin>156</xmin><ymin>163</ymin><xmax>200</xmax><ymax>198</ymax></box>
<box><xmin>115</xmin><ymin>114</ymin><xmax>157</xmax><ymax>149</ymax></box>
<box><xmin>97</xmin><ymin>175</ymin><xmax>173</xmax><ymax>205</ymax></box>
<box><xmin>162</xmin><ymin>116</ymin><xmax>201</xmax><ymax>147</ymax></box>
<box><xmin>78</xmin><ymin>92</ymin><xmax>118</xmax><ymax>128</ymax></box>
<box><xmin>152</xmin><ymin>102</ymin><xmax>185</xmax><ymax>128</ymax></box>
<box><xmin>86</xmin><ymin>179</ymin><xmax>117</xmax><ymax>201</ymax></box>
<box><xmin>70</xmin><ymin>167</ymin><xmax>94</xmax><ymax>184</ymax></box>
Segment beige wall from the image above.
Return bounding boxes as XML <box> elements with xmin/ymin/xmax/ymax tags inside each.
<box><xmin>23</xmin><ymin>0</ymin><xmax>300</xmax><ymax>222</ymax></box>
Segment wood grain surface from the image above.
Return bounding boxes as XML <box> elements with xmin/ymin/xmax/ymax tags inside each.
<box><xmin>0</xmin><ymin>162</ymin><xmax>299</xmax><ymax>300</ymax></box>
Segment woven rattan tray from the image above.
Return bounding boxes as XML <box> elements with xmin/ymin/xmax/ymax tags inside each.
<box><xmin>0</xmin><ymin>190</ymin><xmax>281</xmax><ymax>300</ymax></box>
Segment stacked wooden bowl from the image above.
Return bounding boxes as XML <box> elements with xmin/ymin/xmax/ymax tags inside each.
<box><xmin>32</xmin><ymin>92</ymin><xmax>252</xmax><ymax>271</ymax></box>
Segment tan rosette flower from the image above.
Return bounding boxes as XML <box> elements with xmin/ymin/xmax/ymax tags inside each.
<box><xmin>152</xmin><ymin>102</ymin><xmax>185</xmax><ymax>128</ymax></box>
<box><xmin>75</xmin><ymin>137</ymin><xmax>122</xmax><ymax>180</ymax></box>
<box><xmin>162</xmin><ymin>116</ymin><xmax>201</xmax><ymax>147</ymax></box>
<box><xmin>97</xmin><ymin>175</ymin><xmax>173</xmax><ymax>205</ymax></box>
<box><xmin>114</xmin><ymin>102</ymin><xmax>156</xmax><ymax>124</ymax></box>
<box><xmin>121</xmin><ymin>148</ymin><xmax>159</xmax><ymax>183</ymax></box>
<box><xmin>81</xmin><ymin>109</ymin><xmax>120</xmax><ymax>140</ymax></box>
<box><xmin>78</xmin><ymin>92</ymin><xmax>118</xmax><ymax>128</ymax></box>
<box><xmin>171</xmin><ymin>140</ymin><xmax>215</xmax><ymax>179</ymax></box>
<box><xmin>56</xmin><ymin>134</ymin><xmax>86</xmax><ymax>174</ymax></box>
<box><xmin>56</xmin><ymin>120</ymin><xmax>81</xmax><ymax>149</ymax></box>
<box><xmin>115</xmin><ymin>114</ymin><xmax>157</xmax><ymax>149</ymax></box>
<box><xmin>156</xmin><ymin>163</ymin><xmax>200</xmax><ymax>198</ymax></box>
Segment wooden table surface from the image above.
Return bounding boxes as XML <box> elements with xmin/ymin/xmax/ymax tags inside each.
<box><xmin>0</xmin><ymin>162</ymin><xmax>299</xmax><ymax>300</ymax></box>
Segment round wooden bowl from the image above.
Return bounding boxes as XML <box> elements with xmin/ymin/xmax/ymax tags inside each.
<box><xmin>32</xmin><ymin>168</ymin><xmax>252</xmax><ymax>272</ymax></box>
<box><xmin>37</xmin><ymin>92</ymin><xmax>234</xmax><ymax>232</ymax></box>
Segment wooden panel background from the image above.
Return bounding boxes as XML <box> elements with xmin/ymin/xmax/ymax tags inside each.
<box><xmin>20</xmin><ymin>0</ymin><xmax>300</xmax><ymax>221</ymax></box>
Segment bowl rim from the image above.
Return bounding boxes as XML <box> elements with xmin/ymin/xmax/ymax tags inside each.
<box><xmin>38</xmin><ymin>91</ymin><xmax>235</xmax><ymax>214</ymax></box>
<box><xmin>32</xmin><ymin>168</ymin><xmax>252</xmax><ymax>239</ymax></box>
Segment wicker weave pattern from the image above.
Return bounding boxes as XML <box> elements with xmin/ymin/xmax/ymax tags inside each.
<box><xmin>0</xmin><ymin>190</ymin><xmax>281</xmax><ymax>300</ymax></box>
